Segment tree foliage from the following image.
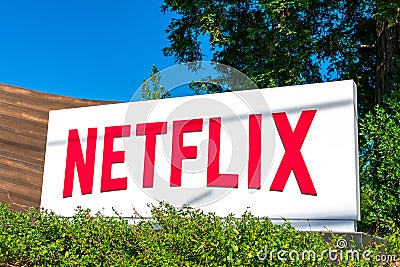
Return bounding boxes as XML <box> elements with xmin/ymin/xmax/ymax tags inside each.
<box><xmin>140</xmin><ymin>64</ymin><xmax>170</xmax><ymax>101</ymax></box>
<box><xmin>359</xmin><ymin>102</ymin><xmax>400</xmax><ymax>235</ymax></box>
<box><xmin>161</xmin><ymin>0</ymin><xmax>399</xmax><ymax>114</ymax></box>
<box><xmin>359</xmin><ymin>63</ymin><xmax>400</xmax><ymax>236</ymax></box>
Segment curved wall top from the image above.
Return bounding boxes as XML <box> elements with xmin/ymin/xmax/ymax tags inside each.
<box><xmin>0</xmin><ymin>82</ymin><xmax>117</xmax><ymax>211</ymax></box>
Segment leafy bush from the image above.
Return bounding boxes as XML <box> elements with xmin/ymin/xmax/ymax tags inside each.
<box><xmin>359</xmin><ymin>100</ymin><xmax>400</xmax><ymax>235</ymax></box>
<box><xmin>357</xmin><ymin>55</ymin><xmax>400</xmax><ymax>237</ymax></box>
<box><xmin>0</xmin><ymin>202</ymin><xmax>393</xmax><ymax>266</ymax></box>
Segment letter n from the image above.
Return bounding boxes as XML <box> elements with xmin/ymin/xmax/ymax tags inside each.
<box><xmin>63</xmin><ymin>128</ymin><xmax>97</xmax><ymax>198</ymax></box>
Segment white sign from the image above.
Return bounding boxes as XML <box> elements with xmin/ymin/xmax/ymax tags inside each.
<box><xmin>41</xmin><ymin>80</ymin><xmax>359</xmax><ymax>232</ymax></box>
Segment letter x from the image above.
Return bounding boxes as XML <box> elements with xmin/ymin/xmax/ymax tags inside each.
<box><xmin>270</xmin><ymin>110</ymin><xmax>317</xmax><ymax>195</ymax></box>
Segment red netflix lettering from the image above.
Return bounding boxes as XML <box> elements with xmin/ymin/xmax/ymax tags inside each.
<box><xmin>248</xmin><ymin>114</ymin><xmax>262</xmax><ymax>189</ymax></box>
<box><xmin>136</xmin><ymin>122</ymin><xmax>168</xmax><ymax>188</ymax></box>
<box><xmin>62</xmin><ymin>110</ymin><xmax>319</xmax><ymax>196</ymax></box>
<box><xmin>63</xmin><ymin>128</ymin><xmax>97</xmax><ymax>198</ymax></box>
<box><xmin>170</xmin><ymin>119</ymin><xmax>203</xmax><ymax>186</ymax></box>
<box><xmin>270</xmin><ymin>110</ymin><xmax>317</xmax><ymax>195</ymax></box>
<box><xmin>100</xmin><ymin>125</ymin><xmax>131</xmax><ymax>192</ymax></box>
<box><xmin>207</xmin><ymin>117</ymin><xmax>238</xmax><ymax>188</ymax></box>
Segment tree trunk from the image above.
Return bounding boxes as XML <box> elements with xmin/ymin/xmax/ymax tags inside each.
<box><xmin>376</xmin><ymin>3</ymin><xmax>400</xmax><ymax>104</ymax></box>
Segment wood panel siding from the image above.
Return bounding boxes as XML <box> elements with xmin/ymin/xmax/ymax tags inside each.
<box><xmin>0</xmin><ymin>83</ymin><xmax>118</xmax><ymax>211</ymax></box>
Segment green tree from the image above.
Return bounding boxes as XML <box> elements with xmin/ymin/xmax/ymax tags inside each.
<box><xmin>141</xmin><ymin>64</ymin><xmax>171</xmax><ymax>101</ymax></box>
<box><xmin>358</xmin><ymin>57</ymin><xmax>400</xmax><ymax>236</ymax></box>
<box><xmin>359</xmin><ymin>100</ymin><xmax>400</xmax><ymax>235</ymax></box>
<box><xmin>161</xmin><ymin>0</ymin><xmax>399</xmax><ymax>114</ymax></box>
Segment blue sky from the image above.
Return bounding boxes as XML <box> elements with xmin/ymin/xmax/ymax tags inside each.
<box><xmin>0</xmin><ymin>1</ymin><xmax>182</xmax><ymax>102</ymax></box>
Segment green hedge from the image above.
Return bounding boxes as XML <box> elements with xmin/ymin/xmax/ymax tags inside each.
<box><xmin>0</xmin><ymin>202</ymin><xmax>397</xmax><ymax>266</ymax></box>
<box><xmin>359</xmin><ymin>100</ymin><xmax>400</xmax><ymax>235</ymax></box>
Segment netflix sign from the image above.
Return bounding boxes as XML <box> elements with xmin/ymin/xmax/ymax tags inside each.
<box><xmin>41</xmin><ymin>80</ymin><xmax>359</xmax><ymax>232</ymax></box>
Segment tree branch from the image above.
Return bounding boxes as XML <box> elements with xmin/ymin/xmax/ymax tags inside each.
<box><xmin>334</xmin><ymin>44</ymin><xmax>376</xmax><ymax>49</ymax></box>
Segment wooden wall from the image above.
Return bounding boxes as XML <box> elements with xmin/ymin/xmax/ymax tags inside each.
<box><xmin>0</xmin><ymin>83</ymin><xmax>116</xmax><ymax>211</ymax></box>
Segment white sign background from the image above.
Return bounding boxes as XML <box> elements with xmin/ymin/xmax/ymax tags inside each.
<box><xmin>41</xmin><ymin>80</ymin><xmax>359</xmax><ymax>232</ymax></box>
